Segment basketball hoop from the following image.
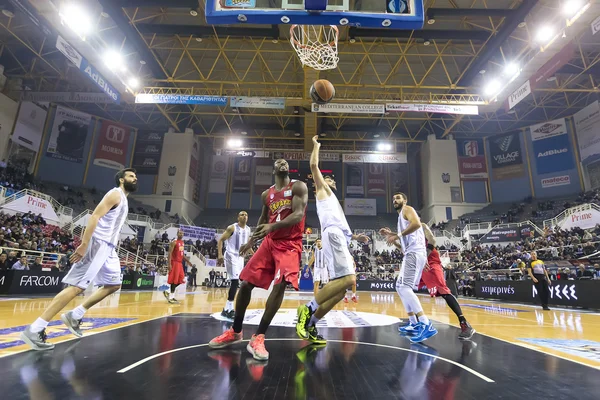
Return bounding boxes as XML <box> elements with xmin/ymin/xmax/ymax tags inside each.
<box><xmin>290</xmin><ymin>25</ymin><xmax>339</xmax><ymax>71</ymax></box>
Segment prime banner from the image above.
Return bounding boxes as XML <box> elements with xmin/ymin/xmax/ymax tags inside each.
<box><xmin>489</xmin><ymin>132</ymin><xmax>525</xmax><ymax>180</ymax></box>
<box><xmin>530</xmin><ymin>118</ymin><xmax>574</xmax><ymax>175</ymax></box>
<box><xmin>456</xmin><ymin>139</ymin><xmax>488</xmax><ymax>180</ymax></box>
<box><xmin>474</xmin><ymin>280</ymin><xmax>600</xmax><ymax>309</ymax></box>
<box><xmin>46</xmin><ymin>106</ymin><xmax>91</xmax><ymax>164</ymax></box>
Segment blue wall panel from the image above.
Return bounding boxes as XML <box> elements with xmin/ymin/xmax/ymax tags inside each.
<box><xmin>463</xmin><ymin>180</ymin><xmax>487</xmax><ymax>203</ymax></box>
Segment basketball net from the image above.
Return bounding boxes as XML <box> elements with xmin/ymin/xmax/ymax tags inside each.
<box><xmin>290</xmin><ymin>25</ymin><xmax>339</xmax><ymax>71</ymax></box>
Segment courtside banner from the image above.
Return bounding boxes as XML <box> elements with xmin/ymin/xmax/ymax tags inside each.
<box><xmin>386</xmin><ymin>103</ymin><xmax>479</xmax><ymax>115</ymax></box>
<box><xmin>135</xmin><ymin>94</ymin><xmax>228</xmax><ymax>106</ymax></box>
<box><xmin>311</xmin><ymin>103</ymin><xmax>385</xmax><ymax>114</ymax></box>
<box><xmin>342</xmin><ymin>153</ymin><xmax>407</xmax><ymax>163</ymax></box>
<box><xmin>93</xmin><ymin>120</ymin><xmax>132</xmax><ymax>170</ymax></box>
<box><xmin>574</xmin><ymin>101</ymin><xmax>600</xmax><ymax>165</ymax></box>
<box><xmin>12</xmin><ymin>102</ymin><xmax>47</xmax><ymax>153</ymax></box>
<box><xmin>456</xmin><ymin>139</ymin><xmax>488</xmax><ymax>180</ymax></box>
<box><xmin>230</xmin><ymin>97</ymin><xmax>285</xmax><ymax>109</ymax></box>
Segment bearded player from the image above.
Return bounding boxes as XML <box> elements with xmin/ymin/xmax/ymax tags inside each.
<box><xmin>419</xmin><ymin>222</ymin><xmax>475</xmax><ymax>340</ymax></box>
<box><xmin>163</xmin><ymin>229</ymin><xmax>191</xmax><ymax>304</ymax></box>
<box><xmin>296</xmin><ymin>136</ymin><xmax>369</xmax><ymax>343</ymax></box>
<box><xmin>209</xmin><ymin>159</ymin><xmax>308</xmax><ymax>361</ymax></box>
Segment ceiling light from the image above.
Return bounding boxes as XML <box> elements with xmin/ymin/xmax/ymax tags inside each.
<box><xmin>479</xmin><ymin>69</ymin><xmax>486</xmax><ymax>75</ymax></box>
<box><xmin>127</xmin><ymin>77</ymin><xmax>140</xmax><ymax>89</ymax></box>
<box><xmin>427</xmin><ymin>18</ymin><xmax>435</xmax><ymax>25</ymax></box>
<box><xmin>2</xmin><ymin>6</ymin><xmax>14</xmax><ymax>18</ymax></box>
<box><xmin>423</xmin><ymin>40</ymin><xmax>431</xmax><ymax>46</ymax></box>
<box><xmin>349</xmin><ymin>38</ymin><xmax>356</xmax><ymax>43</ymax></box>
<box><xmin>140</xmin><ymin>60</ymin><xmax>146</xmax><ymax>65</ymax></box>
<box><xmin>504</xmin><ymin>62</ymin><xmax>520</xmax><ymax>76</ymax></box>
<box><xmin>373</xmin><ymin>134</ymin><xmax>380</xmax><ymax>138</ymax></box>
<box><xmin>104</xmin><ymin>50</ymin><xmax>124</xmax><ymax>71</ymax></box>
<box><xmin>535</xmin><ymin>26</ymin><xmax>555</xmax><ymax>43</ymax></box>
<box><xmin>547</xmin><ymin>76</ymin><xmax>557</xmax><ymax>82</ymax></box>
<box><xmin>294</xmin><ymin>132</ymin><xmax>301</xmax><ymax>137</ymax></box>
<box><xmin>240</xmin><ymin>131</ymin><xmax>247</xmax><ymax>135</ymax></box>
<box><xmin>195</xmin><ymin>37</ymin><xmax>203</xmax><ymax>42</ymax></box>
<box><xmin>377</xmin><ymin>143</ymin><xmax>392</xmax><ymax>151</ymax></box>
<box><xmin>227</xmin><ymin>138</ymin><xmax>242</xmax><ymax>148</ymax></box>
<box><xmin>59</xmin><ymin>3</ymin><xmax>93</xmax><ymax>37</ymax></box>
<box><xmin>272</xmin><ymin>39</ymin><xmax>279</xmax><ymax>43</ymax></box>
<box><xmin>563</xmin><ymin>0</ymin><xmax>585</xmax><ymax>17</ymax></box>
<box><xmin>518</xmin><ymin>21</ymin><xmax>526</xmax><ymax>28</ymax></box>
<box><xmin>483</xmin><ymin>79</ymin><xmax>502</xmax><ymax>97</ymax></box>
<box><xmin>190</xmin><ymin>8</ymin><xmax>198</xmax><ymax>16</ymax></box>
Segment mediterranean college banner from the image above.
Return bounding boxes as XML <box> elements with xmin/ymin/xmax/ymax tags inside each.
<box><xmin>232</xmin><ymin>156</ymin><xmax>252</xmax><ymax>192</ymax></box>
<box><xmin>456</xmin><ymin>139</ymin><xmax>488</xmax><ymax>180</ymax></box>
<box><xmin>366</xmin><ymin>163</ymin><xmax>386</xmax><ymax>196</ymax></box>
<box><xmin>530</xmin><ymin>119</ymin><xmax>574</xmax><ymax>175</ymax></box>
<box><xmin>489</xmin><ymin>132</ymin><xmax>525</xmax><ymax>180</ymax></box>
<box><xmin>132</xmin><ymin>131</ymin><xmax>164</xmax><ymax>175</ymax></box>
<box><xmin>46</xmin><ymin>106</ymin><xmax>91</xmax><ymax>163</ymax></box>
<box><xmin>574</xmin><ymin>100</ymin><xmax>600</xmax><ymax>165</ymax></box>
<box><xmin>254</xmin><ymin>159</ymin><xmax>273</xmax><ymax>194</ymax></box>
<box><xmin>345</xmin><ymin>163</ymin><xmax>364</xmax><ymax>197</ymax></box>
<box><xmin>344</xmin><ymin>198</ymin><xmax>377</xmax><ymax>216</ymax></box>
<box><xmin>208</xmin><ymin>155</ymin><xmax>229</xmax><ymax>194</ymax></box>
<box><xmin>93</xmin><ymin>119</ymin><xmax>132</xmax><ymax>170</ymax></box>
<box><xmin>12</xmin><ymin>102</ymin><xmax>47</xmax><ymax>153</ymax></box>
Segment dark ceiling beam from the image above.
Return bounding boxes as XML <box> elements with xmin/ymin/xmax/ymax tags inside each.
<box><xmin>349</xmin><ymin>28</ymin><xmax>489</xmax><ymax>42</ymax></box>
<box><xmin>457</xmin><ymin>0</ymin><xmax>539</xmax><ymax>86</ymax></box>
<box><xmin>136</xmin><ymin>23</ymin><xmax>280</xmax><ymax>38</ymax></box>
<box><xmin>117</xmin><ymin>0</ymin><xmax>198</xmax><ymax>7</ymax></box>
<box><xmin>557</xmin><ymin>64</ymin><xmax>600</xmax><ymax>77</ymax></box>
<box><xmin>427</xmin><ymin>8</ymin><xmax>516</xmax><ymax>20</ymax></box>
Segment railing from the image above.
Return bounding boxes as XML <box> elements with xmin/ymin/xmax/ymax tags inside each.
<box><xmin>463</xmin><ymin>222</ymin><xmax>492</xmax><ymax>233</ymax></box>
<box><xmin>0</xmin><ymin>246</ymin><xmax>67</xmax><ymax>269</ymax></box>
<box><xmin>0</xmin><ymin>188</ymin><xmax>73</xmax><ymax>219</ymax></box>
<box><xmin>543</xmin><ymin>203</ymin><xmax>600</xmax><ymax>229</ymax></box>
<box><xmin>116</xmin><ymin>246</ymin><xmax>155</xmax><ymax>270</ymax></box>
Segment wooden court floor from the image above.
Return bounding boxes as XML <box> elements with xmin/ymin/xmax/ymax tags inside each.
<box><xmin>0</xmin><ymin>288</ymin><xmax>599</xmax><ymax>399</ymax></box>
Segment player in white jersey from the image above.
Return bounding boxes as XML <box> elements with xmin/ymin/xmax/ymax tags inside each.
<box><xmin>296</xmin><ymin>136</ymin><xmax>369</xmax><ymax>343</ymax></box>
<box><xmin>217</xmin><ymin>211</ymin><xmax>252</xmax><ymax>320</ymax></box>
<box><xmin>380</xmin><ymin>192</ymin><xmax>437</xmax><ymax>343</ymax></box>
<box><xmin>308</xmin><ymin>238</ymin><xmax>328</xmax><ymax>296</ymax></box>
<box><xmin>20</xmin><ymin>169</ymin><xmax>138</xmax><ymax>350</ymax></box>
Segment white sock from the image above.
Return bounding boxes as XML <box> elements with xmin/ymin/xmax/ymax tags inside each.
<box><xmin>71</xmin><ymin>305</ymin><xmax>87</xmax><ymax>320</ymax></box>
<box><xmin>418</xmin><ymin>315</ymin><xmax>430</xmax><ymax>325</ymax></box>
<box><xmin>409</xmin><ymin>315</ymin><xmax>418</xmax><ymax>325</ymax></box>
<box><xmin>308</xmin><ymin>314</ymin><xmax>320</xmax><ymax>327</ymax></box>
<box><xmin>352</xmin><ymin>292</ymin><xmax>356</xmax><ymax>297</ymax></box>
<box><xmin>225</xmin><ymin>301</ymin><xmax>234</xmax><ymax>311</ymax></box>
<box><xmin>30</xmin><ymin>318</ymin><xmax>49</xmax><ymax>333</ymax></box>
<box><xmin>307</xmin><ymin>299</ymin><xmax>319</xmax><ymax>313</ymax></box>
<box><xmin>170</xmin><ymin>291</ymin><xmax>175</xmax><ymax>299</ymax></box>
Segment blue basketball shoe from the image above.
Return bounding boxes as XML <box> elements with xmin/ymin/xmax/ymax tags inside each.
<box><xmin>409</xmin><ymin>322</ymin><xmax>438</xmax><ymax>344</ymax></box>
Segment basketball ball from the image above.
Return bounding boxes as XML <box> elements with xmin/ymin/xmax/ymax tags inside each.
<box><xmin>310</xmin><ymin>79</ymin><xmax>335</xmax><ymax>104</ymax></box>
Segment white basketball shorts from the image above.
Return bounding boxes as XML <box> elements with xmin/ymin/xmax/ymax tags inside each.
<box><xmin>62</xmin><ymin>237</ymin><xmax>122</xmax><ymax>289</ymax></box>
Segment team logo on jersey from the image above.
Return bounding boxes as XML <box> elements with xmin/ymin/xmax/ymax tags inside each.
<box><xmin>269</xmin><ymin>199</ymin><xmax>291</xmax><ymax>214</ymax></box>
<box><xmin>284</xmin><ymin>190</ymin><xmax>292</xmax><ymax>197</ymax></box>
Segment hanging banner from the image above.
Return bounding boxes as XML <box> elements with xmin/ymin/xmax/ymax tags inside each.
<box><xmin>20</xmin><ymin>92</ymin><xmax>112</xmax><ymax>104</ymax></box>
<box><xmin>11</xmin><ymin>102</ymin><xmax>47</xmax><ymax>152</ymax></box>
<box><xmin>532</xmin><ymin>133</ymin><xmax>574</xmax><ymax>175</ymax></box>
<box><xmin>345</xmin><ymin>163</ymin><xmax>364</xmax><ymax>197</ymax></box>
<box><xmin>456</xmin><ymin>139</ymin><xmax>487</xmax><ymax>180</ymax></box>
<box><xmin>530</xmin><ymin>118</ymin><xmax>568</xmax><ymax>141</ymax></box>
<box><xmin>46</xmin><ymin>106</ymin><xmax>91</xmax><ymax>163</ymax></box>
<box><xmin>541</xmin><ymin>175</ymin><xmax>571</xmax><ymax>188</ymax></box>
<box><xmin>230</xmin><ymin>97</ymin><xmax>285</xmax><ymax>109</ymax></box>
<box><xmin>311</xmin><ymin>103</ymin><xmax>385</xmax><ymax>114</ymax></box>
<box><xmin>135</xmin><ymin>94</ymin><xmax>228</xmax><ymax>106</ymax></box>
<box><xmin>342</xmin><ymin>153</ymin><xmax>407</xmax><ymax>163</ymax></box>
<box><xmin>179</xmin><ymin>225</ymin><xmax>217</xmax><ymax>242</ymax></box>
<box><xmin>366</xmin><ymin>163</ymin><xmax>386</xmax><ymax>196</ymax></box>
<box><xmin>208</xmin><ymin>155</ymin><xmax>229</xmax><ymax>194</ymax></box>
<box><xmin>0</xmin><ymin>194</ymin><xmax>60</xmax><ymax>224</ymax></box>
<box><xmin>272</xmin><ymin>151</ymin><xmax>339</xmax><ymax>162</ymax></box>
<box><xmin>132</xmin><ymin>131</ymin><xmax>164</xmax><ymax>175</ymax></box>
<box><xmin>489</xmin><ymin>132</ymin><xmax>525</xmax><ymax>180</ymax></box>
<box><xmin>389</xmin><ymin>164</ymin><xmax>409</xmax><ymax>195</ymax></box>
<box><xmin>593</xmin><ymin>15</ymin><xmax>600</xmax><ymax>35</ymax></box>
<box><xmin>93</xmin><ymin>120</ymin><xmax>131</xmax><ymax>170</ymax></box>
<box><xmin>385</xmin><ymin>103</ymin><xmax>479</xmax><ymax>115</ymax></box>
<box><xmin>189</xmin><ymin>142</ymin><xmax>199</xmax><ymax>181</ymax></box>
<box><xmin>232</xmin><ymin>156</ymin><xmax>252</xmax><ymax>192</ymax></box>
<box><xmin>507</xmin><ymin>80</ymin><xmax>532</xmax><ymax>110</ymax></box>
<box><xmin>254</xmin><ymin>159</ymin><xmax>273</xmax><ymax>194</ymax></box>
<box><xmin>574</xmin><ymin>101</ymin><xmax>600</xmax><ymax>165</ymax></box>
<box><xmin>344</xmin><ymin>198</ymin><xmax>377</xmax><ymax>216</ymax></box>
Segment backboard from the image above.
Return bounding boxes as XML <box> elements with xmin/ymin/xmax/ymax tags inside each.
<box><xmin>205</xmin><ymin>0</ymin><xmax>424</xmax><ymax>29</ymax></box>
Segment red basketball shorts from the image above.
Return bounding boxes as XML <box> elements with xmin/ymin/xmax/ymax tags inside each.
<box><xmin>240</xmin><ymin>236</ymin><xmax>302</xmax><ymax>290</ymax></box>
<box><xmin>420</xmin><ymin>262</ymin><xmax>452</xmax><ymax>297</ymax></box>
<box><xmin>167</xmin><ymin>261</ymin><xmax>185</xmax><ymax>285</ymax></box>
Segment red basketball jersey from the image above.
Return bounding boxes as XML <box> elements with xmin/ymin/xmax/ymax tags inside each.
<box><xmin>266</xmin><ymin>180</ymin><xmax>305</xmax><ymax>241</ymax></box>
<box><xmin>171</xmin><ymin>239</ymin><xmax>185</xmax><ymax>263</ymax></box>
<box><xmin>427</xmin><ymin>243</ymin><xmax>442</xmax><ymax>266</ymax></box>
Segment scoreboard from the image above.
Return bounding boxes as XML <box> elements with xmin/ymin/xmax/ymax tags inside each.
<box><xmin>289</xmin><ymin>167</ymin><xmax>334</xmax><ymax>198</ymax></box>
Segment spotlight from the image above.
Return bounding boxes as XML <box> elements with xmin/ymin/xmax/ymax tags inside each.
<box><xmin>140</xmin><ymin>60</ymin><xmax>146</xmax><ymax>65</ymax></box>
<box><xmin>2</xmin><ymin>5</ymin><xmax>14</xmax><ymax>18</ymax></box>
<box><xmin>563</xmin><ymin>0</ymin><xmax>585</xmax><ymax>17</ymax></box>
<box><xmin>104</xmin><ymin>50</ymin><xmax>124</xmax><ymax>71</ymax></box>
<box><xmin>240</xmin><ymin>131</ymin><xmax>247</xmax><ymax>135</ymax></box>
<box><xmin>227</xmin><ymin>138</ymin><xmax>242</xmax><ymax>148</ymax></box>
<box><xmin>59</xmin><ymin>3</ymin><xmax>93</xmax><ymax>37</ymax></box>
<box><xmin>483</xmin><ymin>79</ymin><xmax>502</xmax><ymax>97</ymax></box>
<box><xmin>374</xmin><ymin>134</ymin><xmax>380</xmax><ymax>138</ymax></box>
<box><xmin>377</xmin><ymin>143</ymin><xmax>392</xmax><ymax>151</ymax></box>
<box><xmin>504</xmin><ymin>62</ymin><xmax>520</xmax><ymax>76</ymax></box>
<box><xmin>535</xmin><ymin>26</ymin><xmax>555</xmax><ymax>43</ymax></box>
<box><xmin>127</xmin><ymin>77</ymin><xmax>140</xmax><ymax>89</ymax></box>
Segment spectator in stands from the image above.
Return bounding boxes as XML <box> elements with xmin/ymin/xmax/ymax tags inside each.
<box><xmin>6</xmin><ymin>251</ymin><xmax>18</xmax><ymax>269</ymax></box>
<box><xmin>0</xmin><ymin>253</ymin><xmax>8</xmax><ymax>270</ymax></box>
<box><xmin>577</xmin><ymin>264</ymin><xmax>594</xmax><ymax>280</ymax></box>
<box><xmin>58</xmin><ymin>253</ymin><xmax>71</xmax><ymax>272</ymax></box>
<box><xmin>12</xmin><ymin>255</ymin><xmax>29</xmax><ymax>270</ymax></box>
<box><xmin>30</xmin><ymin>256</ymin><xmax>43</xmax><ymax>271</ymax></box>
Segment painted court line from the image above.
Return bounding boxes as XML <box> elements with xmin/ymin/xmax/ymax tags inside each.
<box><xmin>116</xmin><ymin>338</ymin><xmax>495</xmax><ymax>383</ymax></box>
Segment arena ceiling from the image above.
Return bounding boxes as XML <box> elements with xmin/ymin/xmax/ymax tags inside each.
<box><xmin>0</xmin><ymin>0</ymin><xmax>599</xmax><ymax>151</ymax></box>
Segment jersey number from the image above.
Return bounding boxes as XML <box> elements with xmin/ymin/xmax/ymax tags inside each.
<box><xmin>276</xmin><ymin>213</ymin><xmax>281</xmax><ymax>222</ymax></box>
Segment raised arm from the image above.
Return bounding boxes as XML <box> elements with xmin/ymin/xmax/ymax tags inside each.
<box><xmin>309</xmin><ymin>135</ymin><xmax>331</xmax><ymax>200</ymax></box>
<box><xmin>217</xmin><ymin>224</ymin><xmax>235</xmax><ymax>265</ymax></box>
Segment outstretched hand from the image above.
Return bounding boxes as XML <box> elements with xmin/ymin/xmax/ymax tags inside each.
<box><xmin>312</xmin><ymin>135</ymin><xmax>321</xmax><ymax>147</ymax></box>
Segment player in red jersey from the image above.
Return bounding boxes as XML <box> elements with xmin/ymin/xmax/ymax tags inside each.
<box><xmin>163</xmin><ymin>229</ymin><xmax>192</xmax><ymax>304</ymax></box>
<box><xmin>209</xmin><ymin>158</ymin><xmax>308</xmax><ymax>361</ymax></box>
<box><xmin>420</xmin><ymin>223</ymin><xmax>475</xmax><ymax>340</ymax></box>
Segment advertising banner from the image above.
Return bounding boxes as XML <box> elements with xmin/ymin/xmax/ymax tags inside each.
<box><xmin>93</xmin><ymin>119</ymin><xmax>131</xmax><ymax>170</ymax></box>
<box><xmin>21</xmin><ymin>92</ymin><xmax>112</xmax><ymax>104</ymax></box>
<box><xmin>208</xmin><ymin>155</ymin><xmax>229</xmax><ymax>194</ymax></box>
<box><xmin>342</xmin><ymin>153</ymin><xmax>407</xmax><ymax>163</ymax></box>
<box><xmin>532</xmin><ymin>133</ymin><xmax>574</xmax><ymax>175</ymax></box>
<box><xmin>366</xmin><ymin>163</ymin><xmax>386</xmax><ymax>196</ymax></box>
<box><xmin>574</xmin><ymin>100</ymin><xmax>600</xmax><ymax>165</ymax></box>
<box><xmin>475</xmin><ymin>280</ymin><xmax>599</xmax><ymax>309</ymax></box>
<box><xmin>121</xmin><ymin>273</ymin><xmax>155</xmax><ymax>290</ymax></box>
<box><xmin>489</xmin><ymin>132</ymin><xmax>525</xmax><ymax>180</ymax></box>
<box><xmin>311</xmin><ymin>103</ymin><xmax>385</xmax><ymax>114</ymax></box>
<box><xmin>389</xmin><ymin>164</ymin><xmax>409</xmax><ymax>196</ymax></box>
<box><xmin>541</xmin><ymin>175</ymin><xmax>571</xmax><ymax>188</ymax></box>
<box><xmin>230</xmin><ymin>96</ymin><xmax>285</xmax><ymax>109</ymax></box>
<box><xmin>456</xmin><ymin>139</ymin><xmax>488</xmax><ymax>180</ymax></box>
<box><xmin>254</xmin><ymin>159</ymin><xmax>273</xmax><ymax>194</ymax></box>
<box><xmin>386</xmin><ymin>103</ymin><xmax>478</xmax><ymax>115</ymax></box>
<box><xmin>479</xmin><ymin>224</ymin><xmax>539</xmax><ymax>243</ymax></box>
<box><xmin>530</xmin><ymin>118</ymin><xmax>568</xmax><ymax>141</ymax></box>
<box><xmin>46</xmin><ymin>106</ymin><xmax>91</xmax><ymax>163</ymax></box>
<box><xmin>11</xmin><ymin>102</ymin><xmax>47</xmax><ymax>152</ymax></box>
<box><xmin>345</xmin><ymin>163</ymin><xmax>364</xmax><ymax>197</ymax></box>
<box><xmin>0</xmin><ymin>271</ymin><xmax>67</xmax><ymax>295</ymax></box>
<box><xmin>135</xmin><ymin>94</ymin><xmax>228</xmax><ymax>106</ymax></box>
<box><xmin>344</xmin><ymin>198</ymin><xmax>377</xmax><ymax>216</ymax></box>
<box><xmin>507</xmin><ymin>80</ymin><xmax>532</xmax><ymax>110</ymax></box>
<box><xmin>559</xmin><ymin>207</ymin><xmax>600</xmax><ymax>231</ymax></box>
<box><xmin>272</xmin><ymin>151</ymin><xmax>340</xmax><ymax>162</ymax></box>
<box><xmin>132</xmin><ymin>131</ymin><xmax>164</xmax><ymax>175</ymax></box>
<box><xmin>232</xmin><ymin>156</ymin><xmax>252</xmax><ymax>192</ymax></box>
<box><xmin>356</xmin><ymin>280</ymin><xmax>396</xmax><ymax>292</ymax></box>
<box><xmin>0</xmin><ymin>194</ymin><xmax>60</xmax><ymax>224</ymax></box>
<box><xmin>179</xmin><ymin>225</ymin><xmax>217</xmax><ymax>242</ymax></box>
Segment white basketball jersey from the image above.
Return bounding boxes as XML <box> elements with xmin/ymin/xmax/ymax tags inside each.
<box><xmin>397</xmin><ymin>209</ymin><xmax>426</xmax><ymax>254</ymax></box>
<box><xmin>316</xmin><ymin>192</ymin><xmax>352</xmax><ymax>241</ymax></box>
<box><xmin>225</xmin><ymin>223</ymin><xmax>251</xmax><ymax>257</ymax></box>
<box><xmin>313</xmin><ymin>246</ymin><xmax>325</xmax><ymax>269</ymax></box>
<box><xmin>93</xmin><ymin>187</ymin><xmax>128</xmax><ymax>247</ymax></box>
